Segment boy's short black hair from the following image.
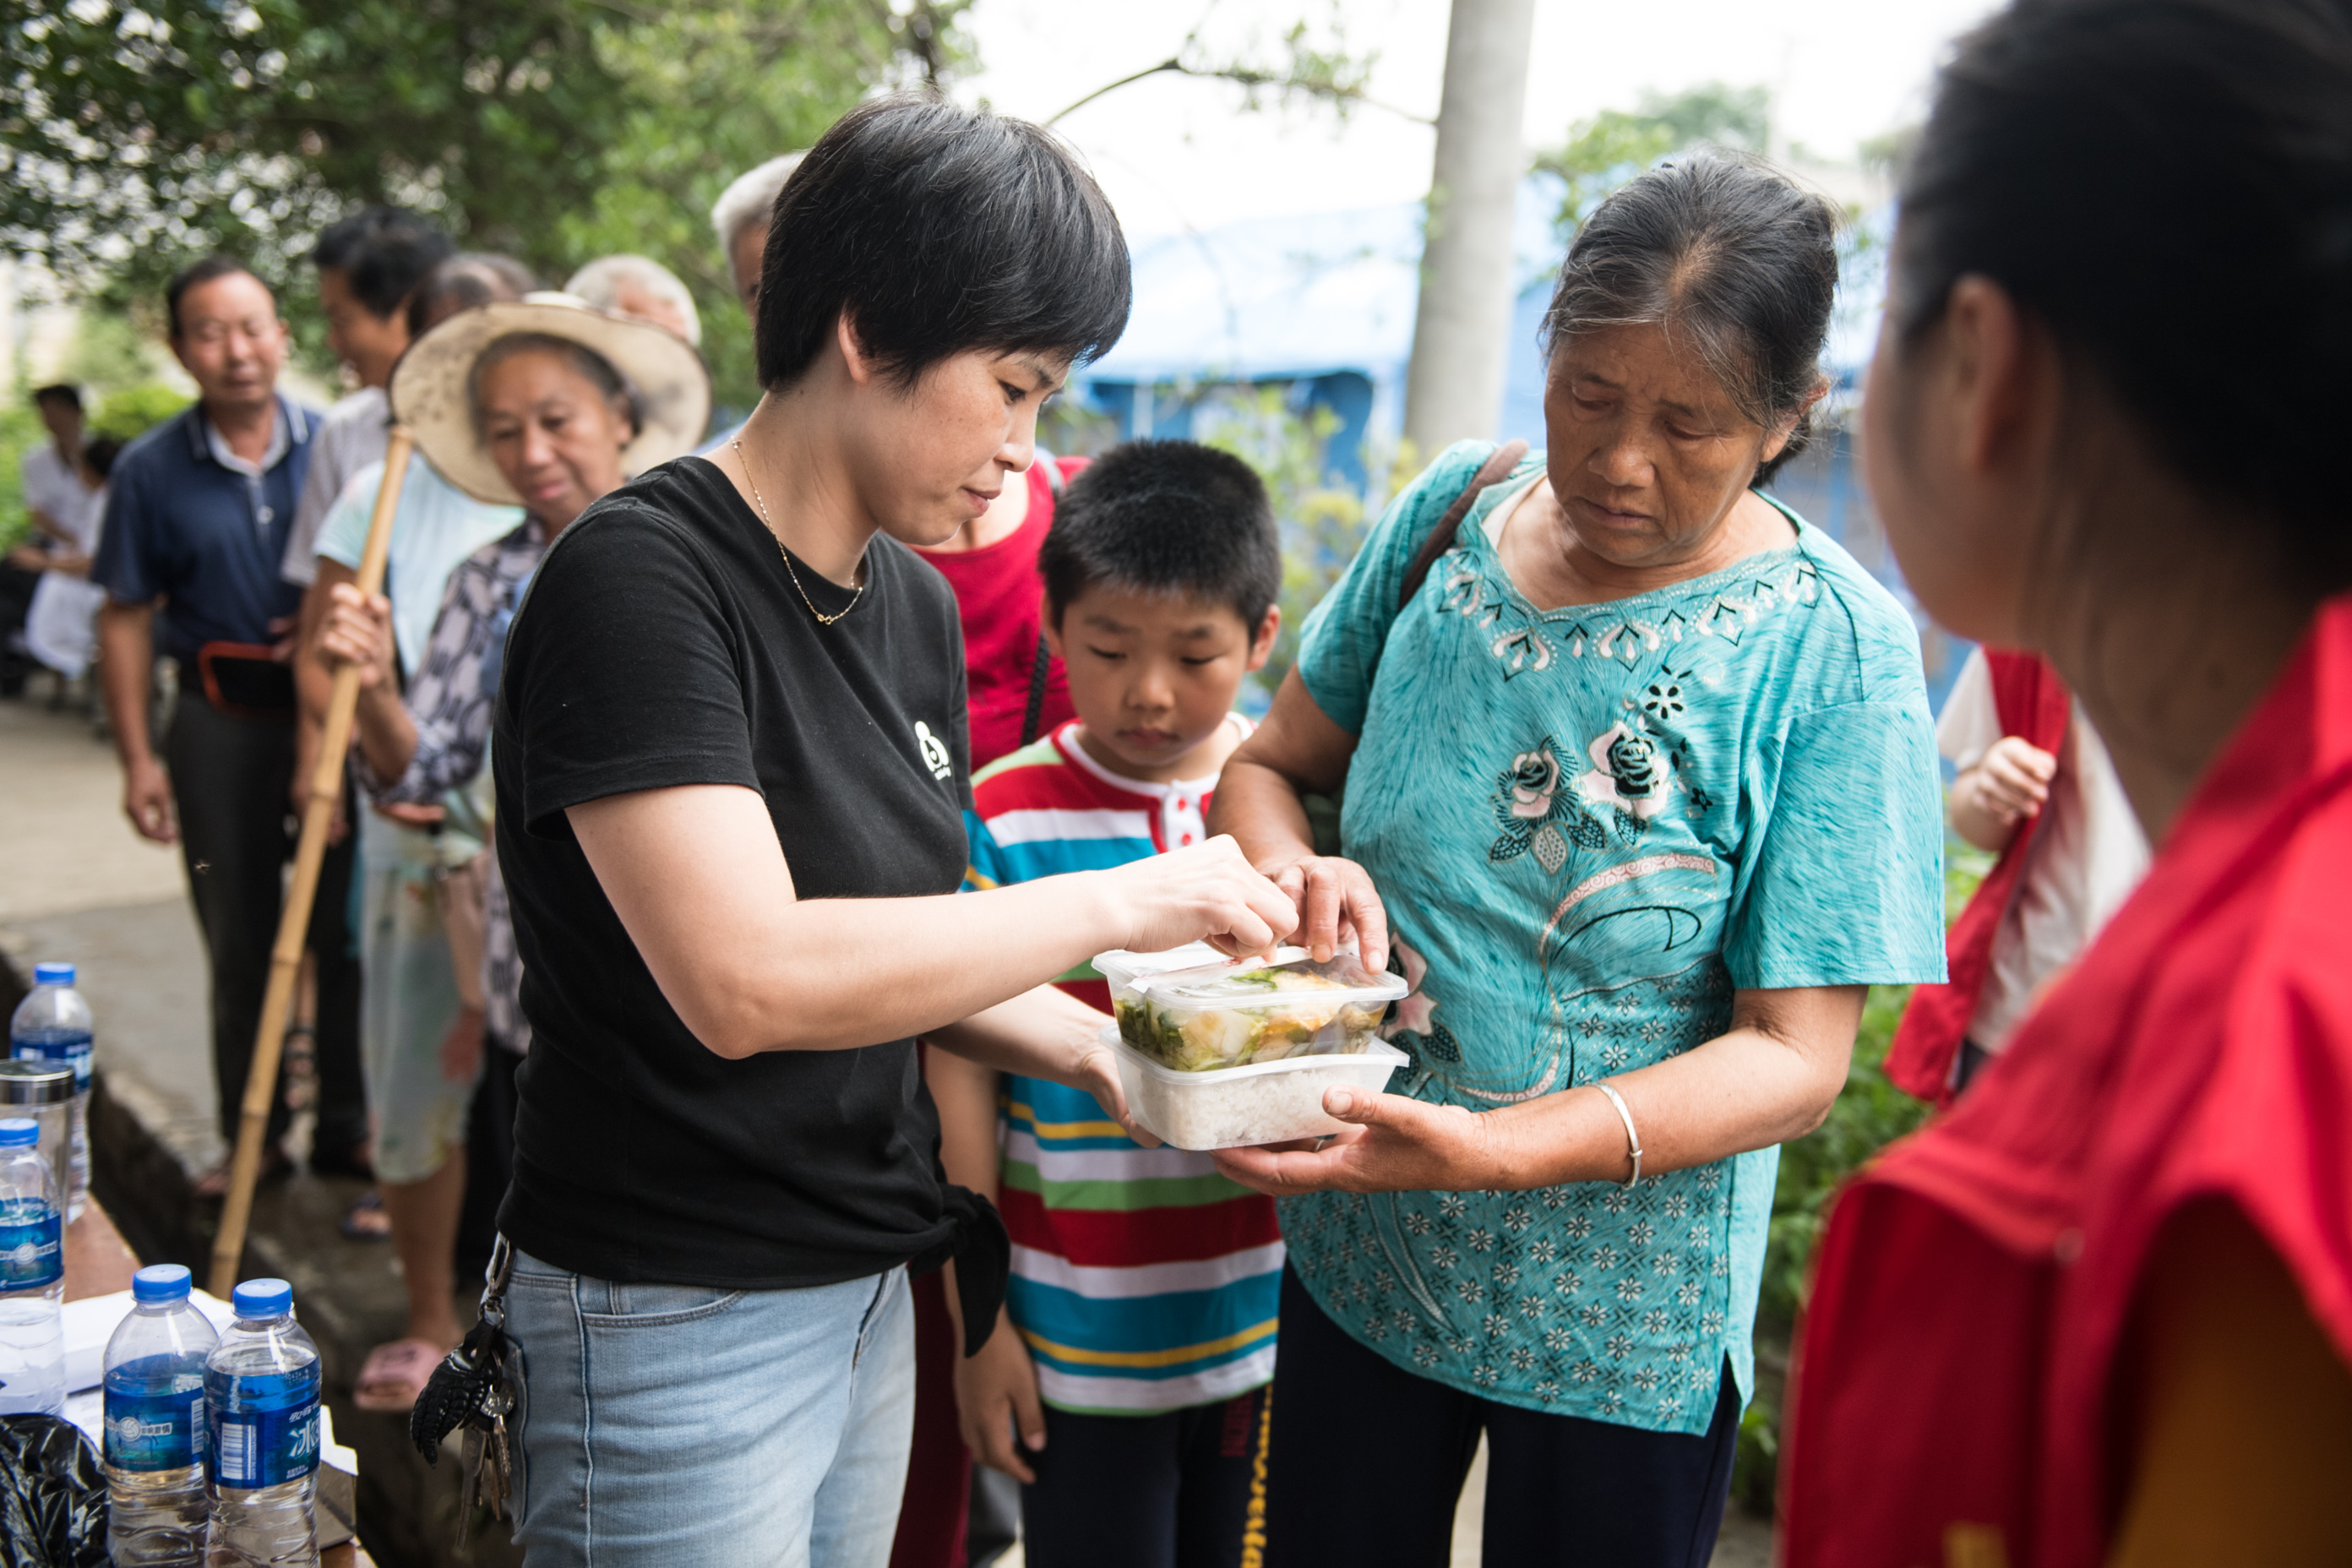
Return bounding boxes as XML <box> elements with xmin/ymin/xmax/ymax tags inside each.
<box><xmin>755</xmin><ymin>93</ymin><xmax>1130</xmax><ymax>390</ymax></box>
<box><xmin>166</xmin><ymin>254</ymin><xmax>269</xmax><ymax>338</ymax></box>
<box><xmin>31</xmin><ymin>384</ymin><xmax>79</xmax><ymax>412</ymax></box>
<box><xmin>312</xmin><ymin>204</ymin><xmax>426</xmax><ymax>270</ymax></box>
<box><xmin>1040</xmin><ymin>441</ymin><xmax>1281</xmax><ymax>629</ymax></box>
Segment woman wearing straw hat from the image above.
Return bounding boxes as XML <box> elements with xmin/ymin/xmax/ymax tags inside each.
<box><xmin>315</xmin><ymin>291</ymin><xmax>709</xmax><ymax>1414</ymax></box>
<box><xmin>467</xmin><ymin>95</ymin><xmax>1295</xmax><ymax>1564</ymax></box>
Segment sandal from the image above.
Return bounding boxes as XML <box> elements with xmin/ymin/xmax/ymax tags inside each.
<box><xmin>340</xmin><ymin>1189</ymin><xmax>391</xmax><ymax>1242</ymax></box>
<box><xmin>353</xmin><ymin>1337</ymin><xmax>450</xmax><ymax>1413</ymax></box>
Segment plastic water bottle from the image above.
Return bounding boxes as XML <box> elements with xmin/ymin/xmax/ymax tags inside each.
<box><xmin>106</xmin><ymin>1263</ymin><xmax>220</xmax><ymax>1565</ymax></box>
<box><xmin>0</xmin><ymin>1117</ymin><xmax>64</xmax><ymax>1416</ymax></box>
<box><xmin>206</xmin><ymin>1279</ymin><xmax>321</xmax><ymax>1567</ymax></box>
<box><xmin>10</xmin><ymin>961</ymin><xmax>91</xmax><ymax>1221</ymax></box>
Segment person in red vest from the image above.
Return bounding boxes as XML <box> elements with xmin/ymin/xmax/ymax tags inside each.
<box><xmin>1886</xmin><ymin>645</ymin><xmax>2148</xmax><ymax>1103</ymax></box>
<box><xmin>1780</xmin><ymin>1</ymin><xmax>2352</xmax><ymax>1563</ymax></box>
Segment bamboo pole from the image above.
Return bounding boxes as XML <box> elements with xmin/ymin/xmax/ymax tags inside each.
<box><xmin>210</xmin><ymin>427</ymin><xmax>415</xmax><ymax>1298</ymax></box>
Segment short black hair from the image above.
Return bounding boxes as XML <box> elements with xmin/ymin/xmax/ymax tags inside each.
<box><xmin>31</xmin><ymin>384</ymin><xmax>79</xmax><ymax>412</ymax></box>
<box><xmin>80</xmin><ymin>437</ymin><xmax>121</xmax><ymax>482</ymax></box>
<box><xmin>1543</xmin><ymin>152</ymin><xmax>1837</xmax><ymax>484</ymax></box>
<box><xmin>166</xmin><ymin>255</ymin><xmax>270</xmax><ymax>338</ymax></box>
<box><xmin>1896</xmin><ymin>0</ymin><xmax>2352</xmax><ymax>585</ymax></box>
<box><xmin>312</xmin><ymin>204</ymin><xmax>421</xmax><ymax>270</ymax></box>
<box><xmin>755</xmin><ymin>93</ymin><xmax>1130</xmax><ymax>390</ymax></box>
<box><xmin>341</xmin><ymin>213</ymin><xmax>455</xmax><ymax>320</ymax></box>
<box><xmin>1039</xmin><ymin>441</ymin><xmax>1281</xmax><ymax>629</ymax></box>
<box><xmin>405</xmin><ymin>253</ymin><xmax>539</xmax><ymax>340</ymax></box>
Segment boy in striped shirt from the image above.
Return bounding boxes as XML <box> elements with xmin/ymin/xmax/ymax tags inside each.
<box><xmin>930</xmin><ymin>441</ymin><xmax>1283</xmax><ymax>1568</ymax></box>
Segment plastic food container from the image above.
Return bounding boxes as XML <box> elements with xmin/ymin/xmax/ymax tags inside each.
<box><xmin>1091</xmin><ymin>943</ymin><xmax>1231</xmax><ymax>996</ymax></box>
<box><xmin>1107</xmin><ymin>1026</ymin><xmax>1408</xmax><ymax>1151</ymax></box>
<box><xmin>1111</xmin><ymin>950</ymin><xmax>1408</xmax><ymax>1072</ymax></box>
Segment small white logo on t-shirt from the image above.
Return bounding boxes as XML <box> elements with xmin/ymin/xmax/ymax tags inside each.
<box><xmin>914</xmin><ymin>721</ymin><xmax>953</xmax><ymax>781</ymax></box>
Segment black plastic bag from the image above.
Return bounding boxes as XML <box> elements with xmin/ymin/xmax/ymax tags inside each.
<box><xmin>0</xmin><ymin>1415</ymin><xmax>107</xmax><ymax>1567</ymax></box>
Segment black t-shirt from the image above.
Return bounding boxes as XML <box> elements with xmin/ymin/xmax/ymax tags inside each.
<box><xmin>493</xmin><ymin>456</ymin><xmax>973</xmax><ymax>1288</ymax></box>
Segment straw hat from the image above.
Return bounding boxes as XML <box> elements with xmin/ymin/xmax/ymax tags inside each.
<box><xmin>389</xmin><ymin>291</ymin><xmax>712</xmax><ymax>506</ymax></box>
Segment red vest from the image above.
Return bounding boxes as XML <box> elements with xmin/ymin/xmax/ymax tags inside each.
<box><xmin>1886</xmin><ymin>651</ymin><xmax>2074</xmax><ymax>1105</ymax></box>
<box><xmin>1780</xmin><ymin>597</ymin><xmax>2352</xmax><ymax>1568</ymax></box>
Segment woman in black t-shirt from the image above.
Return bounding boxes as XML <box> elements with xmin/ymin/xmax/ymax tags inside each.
<box><xmin>488</xmin><ymin>96</ymin><xmax>1298</xmax><ymax>1566</ymax></box>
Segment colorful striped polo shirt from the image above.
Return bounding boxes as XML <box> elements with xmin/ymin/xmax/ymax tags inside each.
<box><xmin>966</xmin><ymin>717</ymin><xmax>1281</xmax><ymax>1413</ymax></box>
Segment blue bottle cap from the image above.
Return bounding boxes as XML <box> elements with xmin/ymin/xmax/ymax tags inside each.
<box><xmin>0</xmin><ymin>1119</ymin><xmax>38</xmax><ymax>1148</ymax></box>
<box><xmin>133</xmin><ymin>1264</ymin><xmax>193</xmax><ymax>1303</ymax></box>
<box><xmin>31</xmin><ymin>962</ymin><xmax>74</xmax><ymax>987</ymax></box>
<box><xmin>231</xmin><ymin>1278</ymin><xmax>293</xmax><ymax>1319</ymax></box>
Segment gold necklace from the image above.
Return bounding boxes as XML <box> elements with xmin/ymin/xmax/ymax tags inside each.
<box><xmin>732</xmin><ymin>438</ymin><xmax>864</xmax><ymax>627</ymax></box>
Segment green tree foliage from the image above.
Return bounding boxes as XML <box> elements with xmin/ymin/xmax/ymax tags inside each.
<box><xmin>1728</xmin><ymin>841</ymin><xmax>1989</xmax><ymax>1512</ymax></box>
<box><xmin>1192</xmin><ymin>383</ymin><xmax>1415</xmax><ymax>701</ymax></box>
<box><xmin>89</xmin><ymin>384</ymin><xmax>194</xmax><ymax>443</ymax></box>
<box><xmin>2</xmin><ymin>0</ymin><xmax>966</xmax><ymax>405</ymax></box>
<box><xmin>1532</xmin><ymin>82</ymin><xmax>1771</xmax><ymax>236</ymax></box>
<box><xmin>1045</xmin><ymin>9</ymin><xmax>1403</xmax><ymax>130</ymax></box>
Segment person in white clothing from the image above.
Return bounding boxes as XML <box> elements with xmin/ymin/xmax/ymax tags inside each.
<box><xmin>1936</xmin><ymin>645</ymin><xmax>2153</xmax><ymax>1089</ymax></box>
<box><xmin>3</xmin><ymin>385</ymin><xmax>95</xmax><ymax>693</ymax></box>
<box><xmin>22</xmin><ymin>437</ymin><xmax>117</xmax><ymax>681</ymax></box>
<box><xmin>18</xmin><ymin>386</ymin><xmax>92</xmax><ymax>551</ymax></box>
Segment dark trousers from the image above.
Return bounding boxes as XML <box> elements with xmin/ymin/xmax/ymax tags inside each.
<box><xmin>455</xmin><ymin>1037</ymin><xmax>522</xmax><ymax>1289</ymax></box>
<box><xmin>892</xmin><ymin>1268</ymin><xmax>974</xmax><ymax>1568</ymax></box>
<box><xmin>1264</xmin><ymin>1266</ymin><xmax>1739</xmax><ymax>1568</ymax></box>
<box><xmin>1955</xmin><ymin>1037</ymin><xmax>1995</xmax><ymax>1095</ymax></box>
<box><xmin>1021</xmin><ymin>1386</ymin><xmax>1267</xmax><ymax>1568</ymax></box>
<box><xmin>164</xmin><ymin>694</ymin><xmax>366</xmax><ymax>1155</ymax></box>
<box><xmin>0</xmin><ymin>562</ymin><xmax>41</xmax><ymax>691</ymax></box>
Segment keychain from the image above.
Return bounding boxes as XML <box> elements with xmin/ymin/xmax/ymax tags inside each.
<box><xmin>412</xmin><ymin>1235</ymin><xmax>517</xmax><ymax>1541</ymax></box>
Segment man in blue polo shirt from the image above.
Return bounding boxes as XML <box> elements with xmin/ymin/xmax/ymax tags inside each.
<box><xmin>90</xmin><ymin>254</ymin><xmax>370</xmax><ymax>1191</ymax></box>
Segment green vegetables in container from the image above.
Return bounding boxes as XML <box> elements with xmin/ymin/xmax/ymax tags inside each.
<box><xmin>1108</xmin><ymin>952</ymin><xmax>1409</xmax><ymax>1073</ymax></box>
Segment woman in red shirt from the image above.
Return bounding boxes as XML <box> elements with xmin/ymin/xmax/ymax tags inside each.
<box><xmin>1781</xmin><ymin>2</ymin><xmax>2352</xmax><ymax>1563</ymax></box>
<box><xmin>919</xmin><ymin>453</ymin><xmax>1081</xmax><ymax>770</ymax></box>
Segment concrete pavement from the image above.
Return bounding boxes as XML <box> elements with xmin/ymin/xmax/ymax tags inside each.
<box><xmin>0</xmin><ymin>692</ymin><xmax>509</xmax><ymax>1566</ymax></box>
<box><xmin>1</xmin><ymin>690</ymin><xmax>1774</xmax><ymax>1566</ymax></box>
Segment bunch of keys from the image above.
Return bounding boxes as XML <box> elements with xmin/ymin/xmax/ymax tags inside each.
<box><xmin>411</xmin><ymin>1236</ymin><xmax>517</xmax><ymax>1542</ymax></box>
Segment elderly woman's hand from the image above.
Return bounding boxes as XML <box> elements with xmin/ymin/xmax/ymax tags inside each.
<box><xmin>316</xmin><ymin>581</ymin><xmax>398</xmax><ymax>692</ymax></box>
<box><xmin>1254</xmin><ymin>851</ymin><xmax>1390</xmax><ymax>973</ymax></box>
<box><xmin>1211</xmin><ymin>1087</ymin><xmax>1503</xmax><ymax>1195</ymax></box>
<box><xmin>1098</xmin><ymin>835</ymin><xmax>1301</xmax><ymax>960</ymax></box>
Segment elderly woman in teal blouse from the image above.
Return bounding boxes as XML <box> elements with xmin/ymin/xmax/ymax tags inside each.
<box><xmin>1210</xmin><ymin>154</ymin><xmax>1947</xmax><ymax>1565</ymax></box>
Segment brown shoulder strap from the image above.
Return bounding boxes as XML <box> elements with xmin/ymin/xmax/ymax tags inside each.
<box><xmin>1397</xmin><ymin>438</ymin><xmax>1530</xmax><ymax>611</ymax></box>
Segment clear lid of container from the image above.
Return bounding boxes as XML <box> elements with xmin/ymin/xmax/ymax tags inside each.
<box><xmin>1092</xmin><ymin>943</ymin><xmax>1238</xmax><ymax>995</ymax></box>
<box><xmin>1130</xmin><ymin>951</ymin><xmax>1407</xmax><ymax>1011</ymax></box>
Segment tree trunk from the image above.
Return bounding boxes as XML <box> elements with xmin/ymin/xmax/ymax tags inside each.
<box><xmin>1404</xmin><ymin>0</ymin><xmax>1538</xmax><ymax>456</ymax></box>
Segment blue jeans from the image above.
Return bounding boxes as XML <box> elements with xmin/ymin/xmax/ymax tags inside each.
<box><xmin>507</xmin><ymin>1250</ymin><xmax>915</xmax><ymax>1566</ymax></box>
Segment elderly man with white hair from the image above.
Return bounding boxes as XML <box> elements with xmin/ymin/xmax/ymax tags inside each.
<box><xmin>562</xmin><ymin>253</ymin><xmax>703</xmax><ymax>346</ymax></box>
<box><xmin>698</xmin><ymin>151</ymin><xmax>806</xmax><ymax>455</ymax></box>
<box><xmin>710</xmin><ymin>150</ymin><xmax>806</xmax><ymax>317</ymax></box>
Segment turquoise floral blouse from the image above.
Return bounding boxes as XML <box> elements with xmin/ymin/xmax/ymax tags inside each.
<box><xmin>1284</xmin><ymin>442</ymin><xmax>1946</xmax><ymax>1434</ymax></box>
